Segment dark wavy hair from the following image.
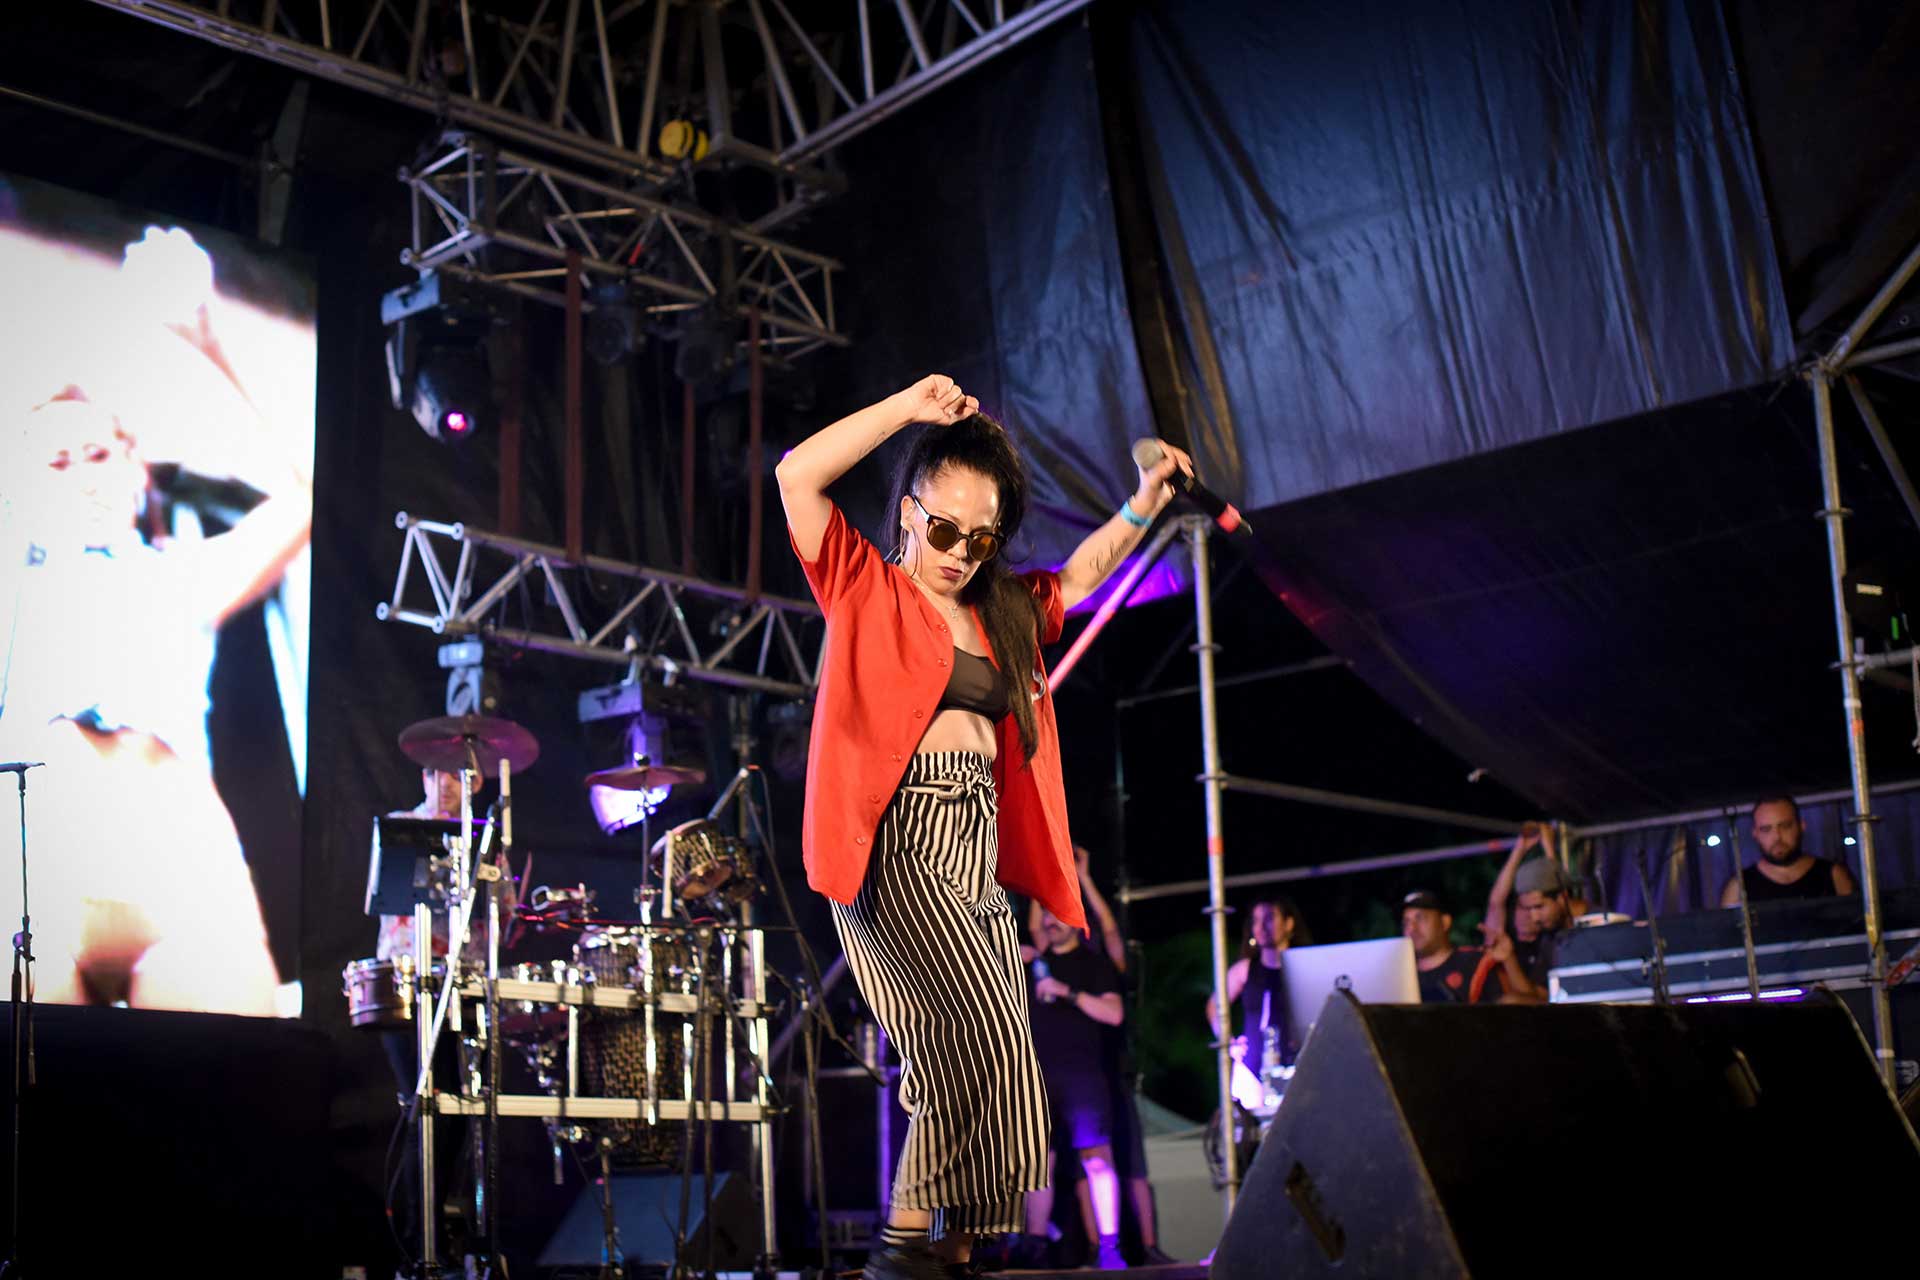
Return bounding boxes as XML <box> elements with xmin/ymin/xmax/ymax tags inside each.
<box><xmin>1240</xmin><ymin>897</ymin><xmax>1306</xmax><ymax>960</ymax></box>
<box><xmin>888</xmin><ymin>413</ymin><xmax>1043</xmax><ymax>763</ymax></box>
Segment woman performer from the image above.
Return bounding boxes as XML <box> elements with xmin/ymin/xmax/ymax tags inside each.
<box><xmin>776</xmin><ymin>374</ymin><xmax>1190</xmax><ymax>1279</ymax></box>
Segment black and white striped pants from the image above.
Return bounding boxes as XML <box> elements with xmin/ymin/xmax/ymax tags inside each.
<box><xmin>830</xmin><ymin>752</ymin><xmax>1051</xmax><ymax>1238</ymax></box>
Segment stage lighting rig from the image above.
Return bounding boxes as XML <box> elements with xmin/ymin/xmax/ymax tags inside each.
<box><xmin>382</xmin><ymin>271</ymin><xmax>503</xmax><ymax>443</ymax></box>
<box><xmin>585</xmin><ymin>281</ymin><xmax>639</xmax><ymax>366</ymax></box>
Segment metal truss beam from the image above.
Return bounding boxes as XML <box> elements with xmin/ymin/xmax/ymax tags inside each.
<box><xmin>377</xmin><ymin>513</ymin><xmax>823</xmax><ymax>699</ymax></box>
<box><xmin>403</xmin><ymin>132</ymin><xmax>844</xmax><ymax>355</ymax></box>
<box><xmin>91</xmin><ymin>2</ymin><xmax>1091</xmax><ymax>349</ymax></box>
<box><xmin>764</xmin><ymin>0</ymin><xmax>1095</xmax><ymax>169</ymax></box>
<box><xmin>89</xmin><ymin>1</ymin><xmax>1094</xmax><ymax>189</ymax></box>
<box><xmin>90</xmin><ymin>0</ymin><xmax>676</xmax><ymax>181</ymax></box>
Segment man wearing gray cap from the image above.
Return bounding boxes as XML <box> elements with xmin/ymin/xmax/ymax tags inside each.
<box><xmin>1486</xmin><ymin>858</ymin><xmax>1583</xmax><ymax>1002</ymax></box>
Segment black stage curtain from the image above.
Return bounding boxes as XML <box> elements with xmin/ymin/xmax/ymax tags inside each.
<box><xmin>1112</xmin><ymin>0</ymin><xmax>1791</xmax><ymax>510</ymax></box>
<box><xmin>1245</xmin><ymin>382</ymin><xmax>1920</xmax><ymax>824</ymax></box>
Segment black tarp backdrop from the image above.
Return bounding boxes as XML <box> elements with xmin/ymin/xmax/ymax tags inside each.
<box><xmin>1115</xmin><ymin>0</ymin><xmax>1793</xmax><ymax>510</ymax></box>
<box><xmin>1079</xmin><ymin>0</ymin><xmax>1920</xmax><ymax>836</ymax></box>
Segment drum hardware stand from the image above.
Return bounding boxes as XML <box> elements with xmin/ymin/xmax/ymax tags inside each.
<box><xmin>1634</xmin><ymin>850</ymin><xmax>1672</xmax><ymax>1006</ymax></box>
<box><xmin>1726</xmin><ymin>808</ymin><xmax>1762</xmax><ymax>1000</ymax></box>
<box><xmin>1</xmin><ymin>760</ymin><xmax>45</xmax><ymax>1280</ymax></box>
<box><xmin>410</xmin><ymin>743</ymin><xmax>512</xmax><ymax>1279</ymax></box>
<box><xmin>708</xmin><ymin>713</ymin><xmax>825</xmax><ymax>1280</ymax></box>
<box><xmin>591</xmin><ymin>1135</ymin><xmax>625</xmax><ymax>1280</ymax></box>
<box><xmin>669</xmin><ymin>932</ymin><xmax>717</xmax><ymax>1280</ymax></box>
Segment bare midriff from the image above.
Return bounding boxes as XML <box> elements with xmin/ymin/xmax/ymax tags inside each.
<box><xmin>913</xmin><ymin>704</ymin><xmax>997</xmax><ymax>759</ymax></box>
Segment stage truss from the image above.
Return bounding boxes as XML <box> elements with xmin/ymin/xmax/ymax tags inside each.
<box><xmin>90</xmin><ymin>1</ymin><xmax>1095</xmax><ymax>348</ymax></box>
<box><xmin>378</xmin><ymin>512</ymin><xmax>824</xmax><ymax>699</ymax></box>
<box><xmin>400</xmin><ymin>131</ymin><xmax>846</xmax><ymax>358</ymax></box>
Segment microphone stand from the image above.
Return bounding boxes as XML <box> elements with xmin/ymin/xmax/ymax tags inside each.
<box><xmin>1725</xmin><ymin>810</ymin><xmax>1761</xmax><ymax>1000</ymax></box>
<box><xmin>2</xmin><ymin>763</ymin><xmax>41</xmax><ymax>1279</ymax></box>
<box><xmin>1634</xmin><ymin>849</ymin><xmax>1672</xmax><ymax>1006</ymax></box>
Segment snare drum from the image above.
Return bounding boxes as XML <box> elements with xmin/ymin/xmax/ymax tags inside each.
<box><xmin>342</xmin><ymin>956</ymin><xmax>417</xmax><ymax>1029</ymax></box>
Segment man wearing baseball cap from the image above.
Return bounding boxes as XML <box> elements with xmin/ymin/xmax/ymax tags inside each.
<box><xmin>1487</xmin><ymin>857</ymin><xmax>1585</xmax><ymax>1001</ymax></box>
<box><xmin>1400</xmin><ymin>891</ymin><xmax>1487</xmax><ymax>1003</ymax></box>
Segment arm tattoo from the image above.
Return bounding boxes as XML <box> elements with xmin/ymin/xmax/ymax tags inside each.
<box><xmin>1074</xmin><ymin>518</ymin><xmax>1145</xmax><ymax>587</ymax></box>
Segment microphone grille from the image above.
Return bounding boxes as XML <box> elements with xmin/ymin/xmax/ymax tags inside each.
<box><xmin>1130</xmin><ymin>438</ymin><xmax>1164</xmax><ymax>470</ymax></box>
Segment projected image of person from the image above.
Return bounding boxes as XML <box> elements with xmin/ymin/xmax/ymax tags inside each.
<box><xmin>778</xmin><ymin>374</ymin><xmax>1192</xmax><ymax>1279</ymax></box>
<box><xmin>0</xmin><ymin>227</ymin><xmax>311</xmax><ymax>1016</ymax></box>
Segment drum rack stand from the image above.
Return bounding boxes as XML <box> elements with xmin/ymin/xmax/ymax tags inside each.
<box><xmin>404</xmin><ymin>748</ymin><xmax>780</xmax><ymax>1280</ymax></box>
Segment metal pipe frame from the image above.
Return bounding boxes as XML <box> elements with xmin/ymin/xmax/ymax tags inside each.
<box><xmin>1810</xmin><ymin>364</ymin><xmax>1898</xmax><ymax>1089</ymax></box>
<box><xmin>1119</xmin><ymin>836</ymin><xmax>1515</xmax><ymax>905</ymax></box>
<box><xmin>1567</xmin><ymin>776</ymin><xmax>1920</xmax><ymax>840</ymax></box>
<box><xmin>400</xmin><ymin>134</ymin><xmax>846</xmax><ymax>360</ymax></box>
<box><xmin>1113</xmin><ymin>655</ymin><xmax>1346</xmax><ymax>710</ymax></box>
<box><xmin>376</xmin><ymin>513</ymin><xmax>824</xmax><ymax>699</ymax></box>
<box><xmin>1217</xmin><ymin>775</ymin><xmax>1521</xmax><ymax>836</ymax></box>
<box><xmin>88</xmin><ymin>0</ymin><xmax>1093</xmax><ymax>200</ymax></box>
<box><xmin>1184</xmin><ymin>516</ymin><xmax>1239</xmax><ymax>1217</ymax></box>
<box><xmin>1799</xmin><ymin>233</ymin><xmax>1920</xmax><ymax>1091</ymax></box>
<box><xmin>1841</xmin><ymin>374</ymin><xmax>1920</xmax><ymax>534</ymax></box>
<box><xmin>1116</xmin><ymin>774</ymin><xmax>1920</xmax><ymax>903</ymax></box>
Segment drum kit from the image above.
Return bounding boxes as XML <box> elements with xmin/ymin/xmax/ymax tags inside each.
<box><xmin>345</xmin><ymin>713</ymin><xmax>777</xmax><ymax>1278</ymax></box>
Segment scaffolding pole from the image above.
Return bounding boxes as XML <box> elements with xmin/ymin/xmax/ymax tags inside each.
<box><xmin>1810</xmin><ymin>368</ymin><xmax>1897</xmax><ymax>1090</ymax></box>
<box><xmin>1184</xmin><ymin>516</ymin><xmax>1239</xmax><ymax>1216</ymax></box>
<box><xmin>1807</xmin><ymin>233</ymin><xmax>1920</xmax><ymax>1091</ymax></box>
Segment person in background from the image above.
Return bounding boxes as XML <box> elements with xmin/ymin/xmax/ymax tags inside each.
<box><xmin>1400</xmin><ymin>890</ymin><xmax>1487</xmax><ymax>1004</ymax></box>
<box><xmin>1027</xmin><ymin>847</ymin><xmax>1174</xmax><ymax>1265</ymax></box>
<box><xmin>1020</xmin><ymin>905</ymin><xmax>1127</xmax><ymax>1269</ymax></box>
<box><xmin>1205</xmin><ymin>899</ymin><xmax>1301</xmax><ymax>1060</ymax></box>
<box><xmin>1486</xmin><ymin>857</ymin><xmax>1583</xmax><ymax>1002</ymax></box>
<box><xmin>1718</xmin><ymin>795</ymin><xmax>1856</xmax><ymax>906</ymax></box>
<box><xmin>1485</xmin><ymin>823</ymin><xmax>1550</xmax><ymax>956</ymax></box>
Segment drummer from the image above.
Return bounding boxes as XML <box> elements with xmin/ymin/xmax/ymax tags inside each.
<box><xmin>373</xmin><ymin>766</ymin><xmax>524</xmax><ymax>965</ymax></box>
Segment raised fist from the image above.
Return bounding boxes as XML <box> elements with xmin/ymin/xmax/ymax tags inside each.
<box><xmin>895</xmin><ymin>373</ymin><xmax>978</xmax><ymax>426</ymax></box>
<box><xmin>121</xmin><ymin>225</ymin><xmax>217</xmax><ymax>338</ymax></box>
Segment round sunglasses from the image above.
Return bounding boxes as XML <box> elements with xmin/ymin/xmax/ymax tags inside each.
<box><xmin>910</xmin><ymin>494</ymin><xmax>1002</xmax><ymax>563</ymax></box>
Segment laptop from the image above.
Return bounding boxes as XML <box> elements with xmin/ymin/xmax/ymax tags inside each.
<box><xmin>1280</xmin><ymin>936</ymin><xmax>1421</xmax><ymax>1045</ymax></box>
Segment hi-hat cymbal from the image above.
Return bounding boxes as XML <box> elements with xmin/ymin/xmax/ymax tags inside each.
<box><xmin>399</xmin><ymin>714</ymin><xmax>541</xmax><ymax>776</ymax></box>
<box><xmin>584</xmin><ymin>762</ymin><xmax>707</xmax><ymax>792</ymax></box>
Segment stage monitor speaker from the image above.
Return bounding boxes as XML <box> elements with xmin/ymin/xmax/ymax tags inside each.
<box><xmin>1212</xmin><ymin>992</ymin><xmax>1920</xmax><ymax>1277</ymax></box>
<box><xmin>536</xmin><ymin>1170</ymin><xmax>758</xmax><ymax>1270</ymax></box>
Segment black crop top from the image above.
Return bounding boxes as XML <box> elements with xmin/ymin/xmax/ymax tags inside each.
<box><xmin>937</xmin><ymin>648</ymin><xmax>1011</xmax><ymax>720</ymax></box>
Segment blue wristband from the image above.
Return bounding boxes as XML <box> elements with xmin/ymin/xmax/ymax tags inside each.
<box><xmin>1119</xmin><ymin>498</ymin><xmax>1152</xmax><ymax>529</ymax></box>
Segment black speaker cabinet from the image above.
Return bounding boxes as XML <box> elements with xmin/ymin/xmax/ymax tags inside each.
<box><xmin>1213</xmin><ymin>992</ymin><xmax>1920</xmax><ymax>1278</ymax></box>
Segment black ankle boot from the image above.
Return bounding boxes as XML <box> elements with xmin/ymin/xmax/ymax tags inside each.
<box><xmin>863</xmin><ymin>1240</ymin><xmax>949</xmax><ymax>1280</ymax></box>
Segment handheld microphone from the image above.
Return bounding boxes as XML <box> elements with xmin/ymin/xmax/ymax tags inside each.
<box><xmin>1131</xmin><ymin>439</ymin><xmax>1253</xmax><ymax>537</ymax></box>
<box><xmin>0</xmin><ymin>762</ymin><xmax>45</xmax><ymax>776</ymax></box>
<box><xmin>1032</xmin><ymin>956</ymin><xmax>1053</xmax><ymax>1003</ymax></box>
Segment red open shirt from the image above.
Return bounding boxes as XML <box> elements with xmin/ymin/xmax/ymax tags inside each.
<box><xmin>789</xmin><ymin>502</ymin><xmax>1085</xmax><ymax>930</ymax></box>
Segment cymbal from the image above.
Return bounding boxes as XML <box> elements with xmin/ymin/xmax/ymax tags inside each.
<box><xmin>399</xmin><ymin>714</ymin><xmax>541</xmax><ymax>776</ymax></box>
<box><xmin>585</xmin><ymin>762</ymin><xmax>707</xmax><ymax>791</ymax></box>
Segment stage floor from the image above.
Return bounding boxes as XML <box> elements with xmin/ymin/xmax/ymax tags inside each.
<box><xmin>697</xmin><ymin>1266</ymin><xmax>1208</xmax><ymax>1279</ymax></box>
<box><xmin>1001</xmin><ymin>1265</ymin><xmax>1208</xmax><ymax>1278</ymax></box>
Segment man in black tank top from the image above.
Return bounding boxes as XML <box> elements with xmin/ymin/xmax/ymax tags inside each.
<box><xmin>1717</xmin><ymin>795</ymin><xmax>1857</xmax><ymax>908</ymax></box>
